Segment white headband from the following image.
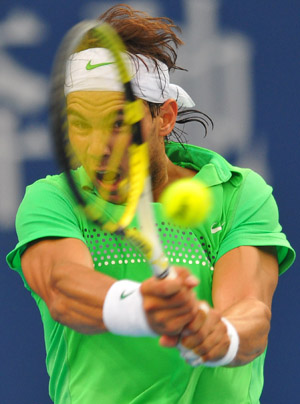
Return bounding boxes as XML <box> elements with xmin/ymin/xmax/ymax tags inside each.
<box><xmin>64</xmin><ymin>48</ymin><xmax>195</xmax><ymax>108</ymax></box>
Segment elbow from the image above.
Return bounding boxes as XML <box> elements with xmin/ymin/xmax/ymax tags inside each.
<box><xmin>47</xmin><ymin>294</ymin><xmax>67</xmax><ymax>324</ymax></box>
<box><xmin>259</xmin><ymin>303</ymin><xmax>272</xmax><ymax>353</ymax></box>
<box><xmin>46</xmin><ymin>265</ymin><xmax>68</xmax><ymax>324</ymax></box>
<box><xmin>250</xmin><ymin>301</ymin><xmax>272</xmax><ymax>357</ymax></box>
<box><xmin>232</xmin><ymin>301</ymin><xmax>272</xmax><ymax>366</ymax></box>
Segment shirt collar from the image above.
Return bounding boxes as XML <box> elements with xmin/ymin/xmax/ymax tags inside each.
<box><xmin>73</xmin><ymin>142</ymin><xmax>234</xmax><ymax>191</ymax></box>
<box><xmin>165</xmin><ymin>142</ymin><xmax>233</xmax><ymax>186</ymax></box>
<box><xmin>72</xmin><ymin>166</ymin><xmax>95</xmax><ymax>191</ymax></box>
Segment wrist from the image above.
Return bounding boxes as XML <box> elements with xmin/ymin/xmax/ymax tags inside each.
<box><xmin>103</xmin><ymin>279</ymin><xmax>157</xmax><ymax>337</ymax></box>
<box><xmin>179</xmin><ymin>317</ymin><xmax>239</xmax><ymax>367</ymax></box>
<box><xmin>203</xmin><ymin>317</ymin><xmax>240</xmax><ymax>367</ymax></box>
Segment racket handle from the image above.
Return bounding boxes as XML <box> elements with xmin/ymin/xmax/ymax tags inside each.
<box><xmin>152</xmin><ymin>263</ymin><xmax>177</xmax><ymax>279</ymax></box>
<box><xmin>165</xmin><ymin>266</ymin><xmax>177</xmax><ymax>279</ymax></box>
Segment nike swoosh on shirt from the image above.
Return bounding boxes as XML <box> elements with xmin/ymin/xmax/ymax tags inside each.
<box><xmin>86</xmin><ymin>61</ymin><xmax>115</xmax><ymax>70</ymax></box>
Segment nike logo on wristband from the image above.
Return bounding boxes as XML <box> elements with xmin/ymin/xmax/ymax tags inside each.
<box><xmin>120</xmin><ymin>290</ymin><xmax>135</xmax><ymax>300</ymax></box>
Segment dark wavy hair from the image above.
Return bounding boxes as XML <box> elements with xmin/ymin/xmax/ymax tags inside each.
<box><xmin>97</xmin><ymin>4</ymin><xmax>213</xmax><ymax>142</ymax></box>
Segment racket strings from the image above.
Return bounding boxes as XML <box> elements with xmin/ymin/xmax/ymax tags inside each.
<box><xmin>114</xmin><ymin>142</ymin><xmax>149</xmax><ymax>230</ymax></box>
<box><xmin>95</xmin><ymin>98</ymin><xmax>146</xmax><ymax>230</ymax></box>
<box><xmin>53</xmin><ymin>21</ymin><xmax>149</xmax><ymax>232</ymax></box>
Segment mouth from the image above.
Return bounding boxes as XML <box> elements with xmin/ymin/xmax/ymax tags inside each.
<box><xmin>95</xmin><ymin>169</ymin><xmax>128</xmax><ymax>201</ymax></box>
<box><xmin>96</xmin><ymin>170</ymin><xmax>121</xmax><ymax>186</ymax></box>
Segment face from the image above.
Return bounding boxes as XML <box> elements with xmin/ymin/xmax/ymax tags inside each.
<box><xmin>67</xmin><ymin>91</ymin><xmax>132</xmax><ymax>203</ymax></box>
<box><xmin>66</xmin><ymin>91</ymin><xmax>165</xmax><ymax>204</ymax></box>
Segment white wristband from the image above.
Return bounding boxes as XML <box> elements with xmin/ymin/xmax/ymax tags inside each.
<box><xmin>102</xmin><ymin>280</ymin><xmax>157</xmax><ymax>337</ymax></box>
<box><xmin>179</xmin><ymin>317</ymin><xmax>239</xmax><ymax>367</ymax></box>
<box><xmin>204</xmin><ymin>317</ymin><xmax>239</xmax><ymax>367</ymax></box>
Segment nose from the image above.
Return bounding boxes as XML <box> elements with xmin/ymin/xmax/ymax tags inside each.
<box><xmin>87</xmin><ymin>129</ymin><xmax>113</xmax><ymax>159</ymax></box>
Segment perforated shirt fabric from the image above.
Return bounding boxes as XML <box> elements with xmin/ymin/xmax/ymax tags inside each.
<box><xmin>7</xmin><ymin>142</ymin><xmax>295</xmax><ymax>404</ymax></box>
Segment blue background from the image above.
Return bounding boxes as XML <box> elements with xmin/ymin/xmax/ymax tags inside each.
<box><xmin>0</xmin><ymin>1</ymin><xmax>299</xmax><ymax>403</ymax></box>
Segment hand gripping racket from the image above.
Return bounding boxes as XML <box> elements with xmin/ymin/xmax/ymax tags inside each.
<box><xmin>49</xmin><ymin>21</ymin><xmax>175</xmax><ymax>279</ymax></box>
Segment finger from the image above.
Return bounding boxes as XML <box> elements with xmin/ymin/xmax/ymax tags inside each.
<box><xmin>150</xmin><ymin>310</ymin><xmax>198</xmax><ymax>335</ymax></box>
<box><xmin>159</xmin><ymin>334</ymin><xmax>179</xmax><ymax>347</ymax></box>
<box><xmin>145</xmin><ymin>296</ymin><xmax>198</xmax><ymax>329</ymax></box>
<box><xmin>181</xmin><ymin>305</ymin><xmax>222</xmax><ymax>348</ymax></box>
<box><xmin>200</xmin><ymin>335</ymin><xmax>230</xmax><ymax>363</ymax></box>
<box><xmin>141</xmin><ymin>276</ymin><xmax>185</xmax><ymax>297</ymax></box>
<box><xmin>173</xmin><ymin>266</ymin><xmax>199</xmax><ymax>288</ymax></box>
<box><xmin>190</xmin><ymin>318</ymin><xmax>228</xmax><ymax>357</ymax></box>
<box><xmin>143</xmin><ymin>289</ymin><xmax>197</xmax><ymax>312</ymax></box>
<box><xmin>179</xmin><ymin>322</ymin><xmax>229</xmax><ymax>367</ymax></box>
<box><xmin>181</xmin><ymin>301</ymin><xmax>210</xmax><ymax>337</ymax></box>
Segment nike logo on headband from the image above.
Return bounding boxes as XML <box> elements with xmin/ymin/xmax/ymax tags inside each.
<box><xmin>86</xmin><ymin>60</ymin><xmax>115</xmax><ymax>70</ymax></box>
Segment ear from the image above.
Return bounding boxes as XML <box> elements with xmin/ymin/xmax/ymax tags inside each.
<box><xmin>158</xmin><ymin>99</ymin><xmax>178</xmax><ymax>137</ymax></box>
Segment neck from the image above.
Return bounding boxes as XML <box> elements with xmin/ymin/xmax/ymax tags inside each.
<box><xmin>151</xmin><ymin>156</ymin><xmax>197</xmax><ymax>202</ymax></box>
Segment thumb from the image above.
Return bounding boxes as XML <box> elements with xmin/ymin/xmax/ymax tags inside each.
<box><xmin>159</xmin><ymin>334</ymin><xmax>180</xmax><ymax>347</ymax></box>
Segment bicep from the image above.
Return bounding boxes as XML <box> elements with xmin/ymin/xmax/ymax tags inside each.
<box><xmin>212</xmin><ymin>246</ymin><xmax>279</xmax><ymax>311</ymax></box>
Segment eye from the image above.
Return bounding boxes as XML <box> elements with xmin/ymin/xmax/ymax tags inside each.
<box><xmin>69</xmin><ymin>118</ymin><xmax>90</xmax><ymax>131</ymax></box>
<box><xmin>113</xmin><ymin>118</ymin><xmax>124</xmax><ymax>129</ymax></box>
<box><xmin>110</xmin><ymin>110</ymin><xmax>126</xmax><ymax>132</ymax></box>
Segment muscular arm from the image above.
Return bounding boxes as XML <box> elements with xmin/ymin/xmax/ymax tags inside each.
<box><xmin>21</xmin><ymin>238</ymin><xmax>115</xmax><ymax>334</ymax></box>
<box><xmin>212</xmin><ymin>245</ymin><xmax>278</xmax><ymax>365</ymax></box>
<box><xmin>161</xmin><ymin>246</ymin><xmax>278</xmax><ymax>366</ymax></box>
<box><xmin>21</xmin><ymin>237</ymin><xmax>198</xmax><ymax>335</ymax></box>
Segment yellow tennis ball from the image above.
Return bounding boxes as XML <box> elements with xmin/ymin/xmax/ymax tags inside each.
<box><xmin>159</xmin><ymin>178</ymin><xmax>212</xmax><ymax>227</ymax></box>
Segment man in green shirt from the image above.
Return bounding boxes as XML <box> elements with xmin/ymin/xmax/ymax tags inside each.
<box><xmin>7</xmin><ymin>4</ymin><xmax>295</xmax><ymax>404</ymax></box>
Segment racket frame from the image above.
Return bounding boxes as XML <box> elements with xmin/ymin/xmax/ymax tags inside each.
<box><xmin>50</xmin><ymin>21</ymin><xmax>174</xmax><ymax>278</ymax></box>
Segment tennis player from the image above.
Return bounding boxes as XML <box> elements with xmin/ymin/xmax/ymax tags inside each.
<box><xmin>7</xmin><ymin>5</ymin><xmax>295</xmax><ymax>404</ymax></box>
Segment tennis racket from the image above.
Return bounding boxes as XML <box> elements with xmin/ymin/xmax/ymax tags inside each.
<box><xmin>49</xmin><ymin>21</ymin><xmax>175</xmax><ymax>279</ymax></box>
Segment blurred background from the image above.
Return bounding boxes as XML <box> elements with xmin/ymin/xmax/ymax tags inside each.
<box><xmin>0</xmin><ymin>0</ymin><xmax>299</xmax><ymax>403</ymax></box>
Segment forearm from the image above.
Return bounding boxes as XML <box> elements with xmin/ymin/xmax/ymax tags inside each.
<box><xmin>166</xmin><ymin>246</ymin><xmax>278</xmax><ymax>368</ymax></box>
<box><xmin>222</xmin><ymin>297</ymin><xmax>271</xmax><ymax>366</ymax></box>
<box><xmin>162</xmin><ymin>296</ymin><xmax>272</xmax><ymax>368</ymax></box>
<box><xmin>45</xmin><ymin>261</ymin><xmax>115</xmax><ymax>334</ymax></box>
<box><xmin>49</xmin><ymin>263</ymin><xmax>199</xmax><ymax>335</ymax></box>
<box><xmin>23</xmin><ymin>238</ymin><xmax>200</xmax><ymax>336</ymax></box>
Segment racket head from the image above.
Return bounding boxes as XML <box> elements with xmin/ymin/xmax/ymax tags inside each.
<box><xmin>49</xmin><ymin>21</ymin><xmax>147</xmax><ymax>233</ymax></box>
<box><xmin>50</xmin><ymin>21</ymin><xmax>173</xmax><ymax>279</ymax></box>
